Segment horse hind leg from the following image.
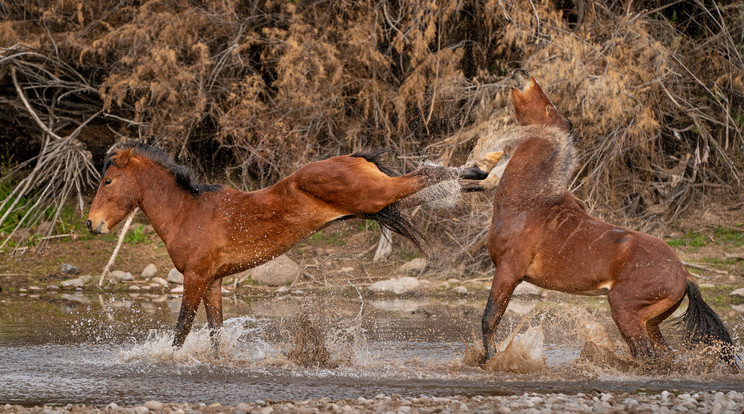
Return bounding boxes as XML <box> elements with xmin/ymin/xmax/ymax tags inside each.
<box><xmin>608</xmin><ymin>284</ymin><xmax>668</xmax><ymax>359</ymax></box>
<box><xmin>646</xmin><ymin>297</ymin><xmax>684</xmax><ymax>354</ymax></box>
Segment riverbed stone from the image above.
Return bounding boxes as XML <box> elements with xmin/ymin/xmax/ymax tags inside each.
<box><xmin>370</xmin><ymin>277</ymin><xmax>420</xmax><ymax>294</ymax></box>
<box><xmin>248</xmin><ymin>255</ymin><xmax>300</xmax><ymax>286</ymax></box>
<box><xmin>141</xmin><ymin>264</ymin><xmax>157</xmax><ymax>279</ymax></box>
<box><xmin>398</xmin><ymin>258</ymin><xmax>428</xmax><ymax>274</ymax></box>
<box><xmin>235</xmin><ymin>403</ymin><xmax>252</xmax><ymax>412</ymax></box>
<box><xmin>59</xmin><ymin>263</ymin><xmax>80</xmax><ymax>275</ymax></box>
<box><xmin>109</xmin><ymin>270</ymin><xmax>134</xmax><ymax>282</ymax></box>
<box><xmin>151</xmin><ymin>277</ymin><xmax>169</xmax><ymax>288</ymax></box>
<box><xmin>167</xmin><ymin>268</ymin><xmax>184</xmax><ymax>284</ymax></box>
<box><xmin>453</xmin><ymin>286</ymin><xmax>467</xmax><ymax>294</ymax></box>
<box><xmin>512</xmin><ymin>283</ymin><xmax>542</xmax><ymax>297</ymax></box>
<box><xmin>61</xmin><ymin>278</ymin><xmax>85</xmax><ymax>289</ymax></box>
<box><xmin>6</xmin><ymin>392</ymin><xmax>744</xmax><ymax>414</ymax></box>
<box><xmin>170</xmin><ymin>286</ymin><xmax>184</xmax><ymax>294</ymax></box>
<box><xmin>729</xmin><ymin>288</ymin><xmax>744</xmax><ymax>298</ymax></box>
<box><xmin>144</xmin><ymin>401</ymin><xmax>163</xmax><ymax>411</ymax></box>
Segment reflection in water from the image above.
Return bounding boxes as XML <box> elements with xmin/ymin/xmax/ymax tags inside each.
<box><xmin>0</xmin><ymin>291</ymin><xmax>742</xmax><ymax>406</ymax></box>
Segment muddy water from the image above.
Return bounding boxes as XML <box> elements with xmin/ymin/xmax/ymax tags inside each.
<box><xmin>1</xmin><ymin>290</ymin><xmax>743</xmax><ymax>406</ymax></box>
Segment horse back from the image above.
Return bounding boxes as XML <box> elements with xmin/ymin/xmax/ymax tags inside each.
<box><xmin>290</xmin><ymin>154</ymin><xmax>422</xmax><ymax>215</ymax></box>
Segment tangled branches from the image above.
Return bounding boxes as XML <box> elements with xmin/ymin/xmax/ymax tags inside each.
<box><xmin>0</xmin><ymin>45</ymin><xmax>100</xmax><ymax>249</ymax></box>
<box><xmin>0</xmin><ymin>0</ymin><xmax>742</xmax><ymax>262</ymax></box>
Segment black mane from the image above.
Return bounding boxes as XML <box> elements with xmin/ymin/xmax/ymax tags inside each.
<box><xmin>102</xmin><ymin>142</ymin><xmax>222</xmax><ymax>197</ymax></box>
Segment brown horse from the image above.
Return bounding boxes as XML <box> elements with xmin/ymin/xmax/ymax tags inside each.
<box><xmin>481</xmin><ymin>69</ymin><xmax>736</xmax><ymax>365</ymax></box>
<box><xmin>87</xmin><ymin>143</ymin><xmax>497</xmax><ymax>347</ymax></box>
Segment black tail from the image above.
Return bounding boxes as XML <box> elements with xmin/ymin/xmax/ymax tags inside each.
<box><xmin>362</xmin><ymin>206</ymin><xmax>424</xmax><ymax>250</ymax></box>
<box><xmin>680</xmin><ymin>280</ymin><xmax>738</xmax><ymax>367</ymax></box>
<box><xmin>350</xmin><ymin>150</ymin><xmax>425</xmax><ymax>250</ymax></box>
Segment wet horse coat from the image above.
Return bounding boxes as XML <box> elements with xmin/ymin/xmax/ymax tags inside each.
<box><xmin>87</xmin><ymin>144</ymin><xmax>495</xmax><ymax>347</ymax></box>
<box><xmin>481</xmin><ymin>70</ymin><xmax>735</xmax><ymax>364</ymax></box>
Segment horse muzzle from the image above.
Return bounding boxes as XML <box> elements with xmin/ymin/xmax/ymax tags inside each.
<box><xmin>86</xmin><ymin>219</ymin><xmax>109</xmax><ymax>235</ymax></box>
<box><xmin>509</xmin><ymin>68</ymin><xmax>531</xmax><ymax>91</ymax></box>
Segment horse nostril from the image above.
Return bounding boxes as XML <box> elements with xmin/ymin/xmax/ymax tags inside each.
<box><xmin>85</xmin><ymin>220</ymin><xmax>92</xmax><ymax>231</ymax></box>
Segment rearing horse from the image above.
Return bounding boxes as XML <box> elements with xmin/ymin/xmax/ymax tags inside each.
<box><xmin>481</xmin><ymin>69</ymin><xmax>736</xmax><ymax>365</ymax></box>
<box><xmin>87</xmin><ymin>143</ymin><xmax>497</xmax><ymax>347</ymax></box>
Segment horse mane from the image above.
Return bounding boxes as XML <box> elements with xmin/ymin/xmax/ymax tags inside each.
<box><xmin>350</xmin><ymin>149</ymin><xmax>400</xmax><ymax>177</ymax></box>
<box><xmin>530</xmin><ymin>125</ymin><xmax>576</xmax><ymax>194</ymax></box>
<box><xmin>488</xmin><ymin>124</ymin><xmax>576</xmax><ymax>205</ymax></box>
<box><xmin>102</xmin><ymin>142</ymin><xmax>222</xmax><ymax>197</ymax></box>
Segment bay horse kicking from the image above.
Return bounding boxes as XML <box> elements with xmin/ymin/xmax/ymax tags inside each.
<box><xmin>481</xmin><ymin>69</ymin><xmax>736</xmax><ymax>366</ymax></box>
<box><xmin>87</xmin><ymin>144</ymin><xmax>498</xmax><ymax>348</ymax></box>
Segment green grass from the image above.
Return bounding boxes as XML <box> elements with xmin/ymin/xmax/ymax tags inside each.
<box><xmin>713</xmin><ymin>225</ymin><xmax>744</xmax><ymax>247</ymax></box>
<box><xmin>667</xmin><ymin>230</ymin><xmax>709</xmax><ymax>248</ymax></box>
<box><xmin>699</xmin><ymin>257</ymin><xmax>738</xmax><ymax>266</ymax></box>
<box><xmin>125</xmin><ymin>225</ymin><xmax>152</xmax><ymax>244</ymax></box>
<box><xmin>666</xmin><ymin>226</ymin><xmax>744</xmax><ymax>249</ymax></box>
<box><xmin>303</xmin><ymin>228</ymin><xmax>347</xmax><ymax>247</ymax></box>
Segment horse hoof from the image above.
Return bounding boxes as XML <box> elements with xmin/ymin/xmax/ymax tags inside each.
<box><xmin>459</xmin><ymin>165</ymin><xmax>490</xmax><ymax>180</ymax></box>
<box><xmin>509</xmin><ymin>69</ymin><xmax>531</xmax><ymax>91</ymax></box>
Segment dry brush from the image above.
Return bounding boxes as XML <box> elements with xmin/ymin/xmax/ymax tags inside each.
<box><xmin>0</xmin><ymin>0</ymin><xmax>741</xmax><ymax>268</ymax></box>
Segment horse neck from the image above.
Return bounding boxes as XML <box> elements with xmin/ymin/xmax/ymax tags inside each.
<box><xmin>131</xmin><ymin>160</ymin><xmax>195</xmax><ymax>242</ymax></box>
<box><xmin>498</xmin><ymin>137</ymin><xmax>568</xmax><ymax>207</ymax></box>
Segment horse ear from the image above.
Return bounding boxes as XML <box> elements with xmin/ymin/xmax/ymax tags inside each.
<box><xmin>116</xmin><ymin>147</ymin><xmax>133</xmax><ymax>167</ymax></box>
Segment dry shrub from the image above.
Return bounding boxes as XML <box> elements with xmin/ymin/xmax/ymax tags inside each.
<box><xmin>0</xmin><ymin>0</ymin><xmax>742</xmax><ymax>261</ymax></box>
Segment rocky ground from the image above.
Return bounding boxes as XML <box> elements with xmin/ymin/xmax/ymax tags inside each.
<box><xmin>3</xmin><ymin>391</ymin><xmax>744</xmax><ymax>414</ymax></box>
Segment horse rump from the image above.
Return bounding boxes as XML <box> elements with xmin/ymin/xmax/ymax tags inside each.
<box><xmin>679</xmin><ymin>280</ymin><xmax>738</xmax><ymax>367</ymax></box>
<box><xmin>348</xmin><ymin>150</ymin><xmax>424</xmax><ymax>250</ymax></box>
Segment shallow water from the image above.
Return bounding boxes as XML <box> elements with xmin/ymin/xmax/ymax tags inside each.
<box><xmin>1</xmin><ymin>290</ymin><xmax>743</xmax><ymax>406</ymax></box>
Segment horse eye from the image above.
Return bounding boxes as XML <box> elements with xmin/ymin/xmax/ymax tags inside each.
<box><xmin>104</xmin><ymin>179</ymin><xmax>112</xmax><ymax>185</ymax></box>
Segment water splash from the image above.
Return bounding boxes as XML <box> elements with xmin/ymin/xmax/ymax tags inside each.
<box><xmin>119</xmin><ymin>315</ymin><xmax>275</xmax><ymax>365</ymax></box>
<box><xmin>486</xmin><ymin>325</ymin><xmax>546</xmax><ymax>373</ymax></box>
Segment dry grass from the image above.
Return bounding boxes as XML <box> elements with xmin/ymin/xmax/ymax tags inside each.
<box><xmin>0</xmin><ymin>0</ymin><xmax>742</xmax><ymax>266</ymax></box>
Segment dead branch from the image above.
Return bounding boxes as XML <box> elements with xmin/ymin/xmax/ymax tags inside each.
<box><xmin>98</xmin><ymin>209</ymin><xmax>137</xmax><ymax>287</ymax></box>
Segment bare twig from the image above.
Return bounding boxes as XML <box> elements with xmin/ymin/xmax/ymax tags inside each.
<box><xmin>98</xmin><ymin>209</ymin><xmax>137</xmax><ymax>287</ymax></box>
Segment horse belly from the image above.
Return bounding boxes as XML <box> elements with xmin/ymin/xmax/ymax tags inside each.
<box><xmin>524</xmin><ymin>260</ymin><xmax>613</xmax><ymax>296</ymax></box>
<box><xmin>524</xmin><ymin>227</ymin><xmax>620</xmax><ymax>295</ymax></box>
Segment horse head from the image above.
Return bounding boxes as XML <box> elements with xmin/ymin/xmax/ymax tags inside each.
<box><xmin>86</xmin><ymin>147</ymin><xmax>139</xmax><ymax>234</ymax></box>
<box><xmin>510</xmin><ymin>69</ymin><xmax>573</xmax><ymax>134</ymax></box>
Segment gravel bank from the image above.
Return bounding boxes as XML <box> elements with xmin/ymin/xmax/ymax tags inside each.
<box><xmin>3</xmin><ymin>391</ymin><xmax>743</xmax><ymax>414</ymax></box>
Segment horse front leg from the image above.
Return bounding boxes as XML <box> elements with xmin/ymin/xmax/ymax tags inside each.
<box><xmin>482</xmin><ymin>265</ymin><xmax>522</xmax><ymax>360</ymax></box>
<box><xmin>203</xmin><ymin>278</ymin><xmax>224</xmax><ymax>355</ymax></box>
<box><xmin>172</xmin><ymin>271</ymin><xmax>209</xmax><ymax>348</ymax></box>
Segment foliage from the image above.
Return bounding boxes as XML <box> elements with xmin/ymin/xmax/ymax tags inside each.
<box><xmin>0</xmin><ymin>0</ymin><xmax>742</xmax><ymax>266</ymax></box>
<box><xmin>124</xmin><ymin>224</ymin><xmax>151</xmax><ymax>245</ymax></box>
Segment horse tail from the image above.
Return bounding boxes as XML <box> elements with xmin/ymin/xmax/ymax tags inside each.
<box><xmin>350</xmin><ymin>150</ymin><xmax>425</xmax><ymax>250</ymax></box>
<box><xmin>680</xmin><ymin>279</ymin><xmax>738</xmax><ymax>367</ymax></box>
<box><xmin>362</xmin><ymin>206</ymin><xmax>423</xmax><ymax>250</ymax></box>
